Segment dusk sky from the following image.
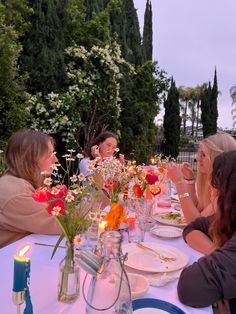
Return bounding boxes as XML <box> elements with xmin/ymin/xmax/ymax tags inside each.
<box><xmin>134</xmin><ymin>0</ymin><xmax>236</xmax><ymax>129</ymax></box>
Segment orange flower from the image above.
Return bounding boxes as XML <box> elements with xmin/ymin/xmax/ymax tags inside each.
<box><xmin>104</xmin><ymin>203</ymin><xmax>125</xmax><ymax>230</ymax></box>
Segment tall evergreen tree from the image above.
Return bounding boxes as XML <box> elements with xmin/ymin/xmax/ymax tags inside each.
<box><xmin>210</xmin><ymin>68</ymin><xmax>218</xmax><ymax>134</ymax></box>
<box><xmin>20</xmin><ymin>0</ymin><xmax>67</xmax><ymax>94</ymax></box>
<box><xmin>162</xmin><ymin>78</ymin><xmax>181</xmax><ymax>158</ymax></box>
<box><xmin>142</xmin><ymin>0</ymin><xmax>153</xmax><ymax>61</ymax></box>
<box><xmin>109</xmin><ymin>0</ymin><xmax>142</xmax><ymax>66</ymax></box>
<box><xmin>201</xmin><ymin>69</ymin><xmax>218</xmax><ymax>137</ymax></box>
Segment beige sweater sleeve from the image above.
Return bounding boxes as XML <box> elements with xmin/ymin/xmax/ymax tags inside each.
<box><xmin>2</xmin><ymin>194</ymin><xmax>61</xmax><ymax>234</ymax></box>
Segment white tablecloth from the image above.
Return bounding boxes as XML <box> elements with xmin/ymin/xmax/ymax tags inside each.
<box><xmin>0</xmin><ymin>227</ymin><xmax>213</xmax><ymax>314</ymax></box>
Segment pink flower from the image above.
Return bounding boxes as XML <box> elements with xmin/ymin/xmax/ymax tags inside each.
<box><xmin>145</xmin><ymin>173</ymin><xmax>158</xmax><ymax>185</ymax></box>
<box><xmin>47</xmin><ymin>200</ymin><xmax>65</xmax><ymax>216</ymax></box>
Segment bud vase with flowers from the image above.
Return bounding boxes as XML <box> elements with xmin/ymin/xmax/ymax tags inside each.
<box><xmin>32</xmin><ymin>150</ymin><xmax>103</xmax><ymax>303</ymax></box>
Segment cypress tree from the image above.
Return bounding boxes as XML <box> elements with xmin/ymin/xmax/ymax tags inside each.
<box><xmin>162</xmin><ymin>78</ymin><xmax>181</xmax><ymax>158</ymax></box>
<box><xmin>210</xmin><ymin>68</ymin><xmax>218</xmax><ymax>134</ymax></box>
<box><xmin>142</xmin><ymin>0</ymin><xmax>153</xmax><ymax>61</ymax></box>
<box><xmin>109</xmin><ymin>0</ymin><xmax>142</xmax><ymax>66</ymax></box>
<box><xmin>201</xmin><ymin>83</ymin><xmax>212</xmax><ymax>137</ymax></box>
<box><xmin>20</xmin><ymin>0</ymin><xmax>67</xmax><ymax>94</ymax></box>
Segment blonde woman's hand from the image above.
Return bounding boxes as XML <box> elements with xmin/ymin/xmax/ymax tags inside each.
<box><xmin>91</xmin><ymin>145</ymin><xmax>101</xmax><ymax>159</ymax></box>
<box><xmin>167</xmin><ymin>162</ymin><xmax>185</xmax><ymax>184</ymax></box>
<box><xmin>180</xmin><ymin>162</ymin><xmax>194</xmax><ymax>180</ymax></box>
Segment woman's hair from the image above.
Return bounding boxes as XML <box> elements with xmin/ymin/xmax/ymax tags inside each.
<box><xmin>196</xmin><ymin>133</ymin><xmax>236</xmax><ymax>210</ymax></box>
<box><xmin>86</xmin><ymin>131</ymin><xmax>118</xmax><ymax>159</ymax></box>
<box><xmin>209</xmin><ymin>150</ymin><xmax>236</xmax><ymax>247</ymax></box>
<box><xmin>5</xmin><ymin>129</ymin><xmax>54</xmax><ymax>188</ymax></box>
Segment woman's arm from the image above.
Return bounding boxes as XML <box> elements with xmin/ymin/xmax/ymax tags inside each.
<box><xmin>183</xmin><ymin>215</ymin><xmax>216</xmax><ymax>254</ymax></box>
<box><xmin>178</xmin><ymin>233</ymin><xmax>236</xmax><ymax>308</ymax></box>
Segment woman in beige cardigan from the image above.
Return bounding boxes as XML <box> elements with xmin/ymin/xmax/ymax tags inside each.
<box><xmin>0</xmin><ymin>129</ymin><xmax>61</xmax><ymax>248</ymax></box>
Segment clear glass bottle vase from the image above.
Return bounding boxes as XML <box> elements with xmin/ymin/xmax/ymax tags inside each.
<box><xmin>85</xmin><ymin>230</ymin><xmax>133</xmax><ymax>314</ymax></box>
<box><xmin>58</xmin><ymin>243</ymin><xmax>80</xmax><ymax>303</ymax></box>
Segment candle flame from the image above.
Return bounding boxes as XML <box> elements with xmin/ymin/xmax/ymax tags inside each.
<box><xmin>18</xmin><ymin>244</ymin><xmax>31</xmax><ymax>257</ymax></box>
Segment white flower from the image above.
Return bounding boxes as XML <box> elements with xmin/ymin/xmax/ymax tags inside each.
<box><xmin>76</xmin><ymin>153</ymin><xmax>84</xmax><ymax>159</ymax></box>
<box><xmin>43</xmin><ymin>177</ymin><xmax>52</xmax><ymax>186</ymax></box>
<box><xmin>70</xmin><ymin>175</ymin><xmax>77</xmax><ymax>183</ymax></box>
<box><xmin>65</xmin><ymin>192</ymin><xmax>75</xmax><ymax>203</ymax></box>
<box><xmin>51</xmin><ymin>206</ymin><xmax>62</xmax><ymax>216</ymax></box>
<box><xmin>78</xmin><ymin>173</ymin><xmax>86</xmax><ymax>182</ymax></box>
<box><xmin>74</xmin><ymin>235</ymin><xmax>85</xmax><ymax>246</ymax></box>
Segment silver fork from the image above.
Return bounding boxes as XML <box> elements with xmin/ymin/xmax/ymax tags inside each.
<box><xmin>136</xmin><ymin>241</ymin><xmax>176</xmax><ymax>262</ymax></box>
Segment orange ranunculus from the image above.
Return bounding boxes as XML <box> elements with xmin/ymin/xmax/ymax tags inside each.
<box><xmin>104</xmin><ymin>203</ymin><xmax>125</xmax><ymax>230</ymax></box>
<box><xmin>33</xmin><ymin>187</ymin><xmax>51</xmax><ymax>202</ymax></box>
<box><xmin>145</xmin><ymin>173</ymin><xmax>158</xmax><ymax>185</ymax></box>
<box><xmin>133</xmin><ymin>184</ymin><xmax>143</xmax><ymax>197</ymax></box>
<box><xmin>47</xmin><ymin>200</ymin><xmax>65</xmax><ymax>216</ymax></box>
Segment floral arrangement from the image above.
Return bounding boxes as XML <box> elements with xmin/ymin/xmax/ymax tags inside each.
<box><xmin>32</xmin><ymin>150</ymin><xmax>103</xmax><ymax>254</ymax></box>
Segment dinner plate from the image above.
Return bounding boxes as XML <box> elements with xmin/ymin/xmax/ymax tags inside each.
<box><xmin>152</xmin><ymin>211</ymin><xmax>187</xmax><ymax>227</ymax></box>
<box><xmin>133</xmin><ymin>298</ymin><xmax>185</xmax><ymax>314</ymax></box>
<box><xmin>123</xmin><ymin>242</ymin><xmax>188</xmax><ymax>273</ymax></box>
<box><xmin>150</xmin><ymin>226</ymin><xmax>183</xmax><ymax>239</ymax></box>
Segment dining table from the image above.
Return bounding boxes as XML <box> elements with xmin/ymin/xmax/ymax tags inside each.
<box><xmin>0</xmin><ymin>208</ymin><xmax>213</xmax><ymax>314</ymax></box>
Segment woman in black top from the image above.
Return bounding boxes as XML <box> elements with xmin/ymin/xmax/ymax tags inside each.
<box><xmin>178</xmin><ymin>150</ymin><xmax>236</xmax><ymax>314</ymax></box>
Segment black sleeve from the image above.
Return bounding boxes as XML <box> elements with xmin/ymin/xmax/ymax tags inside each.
<box><xmin>182</xmin><ymin>215</ymin><xmax>215</xmax><ymax>242</ymax></box>
<box><xmin>177</xmin><ymin>233</ymin><xmax>236</xmax><ymax>308</ymax></box>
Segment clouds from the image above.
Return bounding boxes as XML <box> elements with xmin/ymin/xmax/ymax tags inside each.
<box><xmin>134</xmin><ymin>0</ymin><xmax>236</xmax><ymax>129</ymax></box>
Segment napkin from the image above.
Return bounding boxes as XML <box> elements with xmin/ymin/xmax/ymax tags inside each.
<box><xmin>127</xmin><ymin>268</ymin><xmax>182</xmax><ymax>287</ymax></box>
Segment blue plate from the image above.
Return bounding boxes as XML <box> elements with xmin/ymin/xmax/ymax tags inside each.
<box><xmin>132</xmin><ymin>298</ymin><xmax>185</xmax><ymax>314</ymax></box>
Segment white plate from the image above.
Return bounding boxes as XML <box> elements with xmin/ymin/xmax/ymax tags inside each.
<box><xmin>150</xmin><ymin>226</ymin><xmax>183</xmax><ymax>239</ymax></box>
<box><xmin>152</xmin><ymin>211</ymin><xmax>187</xmax><ymax>227</ymax></box>
<box><xmin>123</xmin><ymin>242</ymin><xmax>188</xmax><ymax>273</ymax></box>
<box><xmin>135</xmin><ymin>309</ymin><xmax>167</xmax><ymax>314</ymax></box>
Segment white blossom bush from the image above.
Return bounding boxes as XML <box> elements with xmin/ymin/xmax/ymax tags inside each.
<box><xmin>27</xmin><ymin>43</ymin><xmax>134</xmax><ymax>148</ymax></box>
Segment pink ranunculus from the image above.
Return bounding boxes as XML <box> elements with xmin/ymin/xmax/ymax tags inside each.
<box><xmin>49</xmin><ymin>185</ymin><xmax>68</xmax><ymax>199</ymax></box>
<box><xmin>33</xmin><ymin>187</ymin><xmax>51</xmax><ymax>202</ymax></box>
<box><xmin>145</xmin><ymin>173</ymin><xmax>158</xmax><ymax>185</ymax></box>
<box><xmin>47</xmin><ymin>200</ymin><xmax>65</xmax><ymax>216</ymax></box>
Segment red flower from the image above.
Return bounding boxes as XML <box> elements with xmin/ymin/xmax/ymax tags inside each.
<box><xmin>133</xmin><ymin>184</ymin><xmax>143</xmax><ymax>197</ymax></box>
<box><xmin>157</xmin><ymin>167</ymin><xmax>165</xmax><ymax>173</ymax></box>
<box><xmin>145</xmin><ymin>173</ymin><xmax>158</xmax><ymax>185</ymax></box>
<box><xmin>49</xmin><ymin>185</ymin><xmax>67</xmax><ymax>199</ymax></box>
<box><xmin>47</xmin><ymin>200</ymin><xmax>65</xmax><ymax>216</ymax></box>
<box><xmin>105</xmin><ymin>179</ymin><xmax>117</xmax><ymax>190</ymax></box>
<box><xmin>33</xmin><ymin>187</ymin><xmax>51</xmax><ymax>202</ymax></box>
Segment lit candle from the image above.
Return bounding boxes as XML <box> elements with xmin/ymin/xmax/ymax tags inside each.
<box><xmin>150</xmin><ymin>157</ymin><xmax>155</xmax><ymax>165</ymax></box>
<box><xmin>98</xmin><ymin>221</ymin><xmax>107</xmax><ymax>237</ymax></box>
<box><xmin>13</xmin><ymin>244</ymin><xmax>31</xmax><ymax>312</ymax></box>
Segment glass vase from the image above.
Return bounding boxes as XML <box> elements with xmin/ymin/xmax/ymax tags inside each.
<box><xmin>86</xmin><ymin>230</ymin><xmax>133</xmax><ymax>313</ymax></box>
<box><xmin>58</xmin><ymin>243</ymin><xmax>80</xmax><ymax>303</ymax></box>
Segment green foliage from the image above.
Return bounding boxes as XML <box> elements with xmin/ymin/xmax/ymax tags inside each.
<box><xmin>27</xmin><ymin>44</ymin><xmax>132</xmax><ymax>151</ymax></box>
<box><xmin>162</xmin><ymin>78</ymin><xmax>181</xmax><ymax>158</ymax></box>
<box><xmin>20</xmin><ymin>0</ymin><xmax>67</xmax><ymax>94</ymax></box>
<box><xmin>65</xmin><ymin>0</ymin><xmax>111</xmax><ymax>49</ymax></box>
<box><xmin>119</xmin><ymin>61</ymin><xmax>169</xmax><ymax>163</ymax></box>
<box><xmin>0</xmin><ymin>1</ymin><xmax>31</xmax><ymax>142</ymax></box>
<box><xmin>109</xmin><ymin>0</ymin><xmax>142</xmax><ymax>66</ymax></box>
<box><xmin>201</xmin><ymin>70</ymin><xmax>218</xmax><ymax>137</ymax></box>
<box><xmin>142</xmin><ymin>0</ymin><xmax>152</xmax><ymax>61</ymax></box>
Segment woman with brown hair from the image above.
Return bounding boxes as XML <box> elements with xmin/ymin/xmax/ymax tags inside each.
<box><xmin>0</xmin><ymin>129</ymin><xmax>61</xmax><ymax>248</ymax></box>
<box><xmin>177</xmin><ymin>150</ymin><xmax>236</xmax><ymax>313</ymax></box>
<box><xmin>167</xmin><ymin>133</ymin><xmax>236</xmax><ymax>223</ymax></box>
<box><xmin>79</xmin><ymin>131</ymin><xmax>124</xmax><ymax>176</ymax></box>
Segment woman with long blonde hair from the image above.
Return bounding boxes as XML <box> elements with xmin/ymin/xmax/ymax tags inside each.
<box><xmin>167</xmin><ymin>133</ymin><xmax>236</xmax><ymax>223</ymax></box>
